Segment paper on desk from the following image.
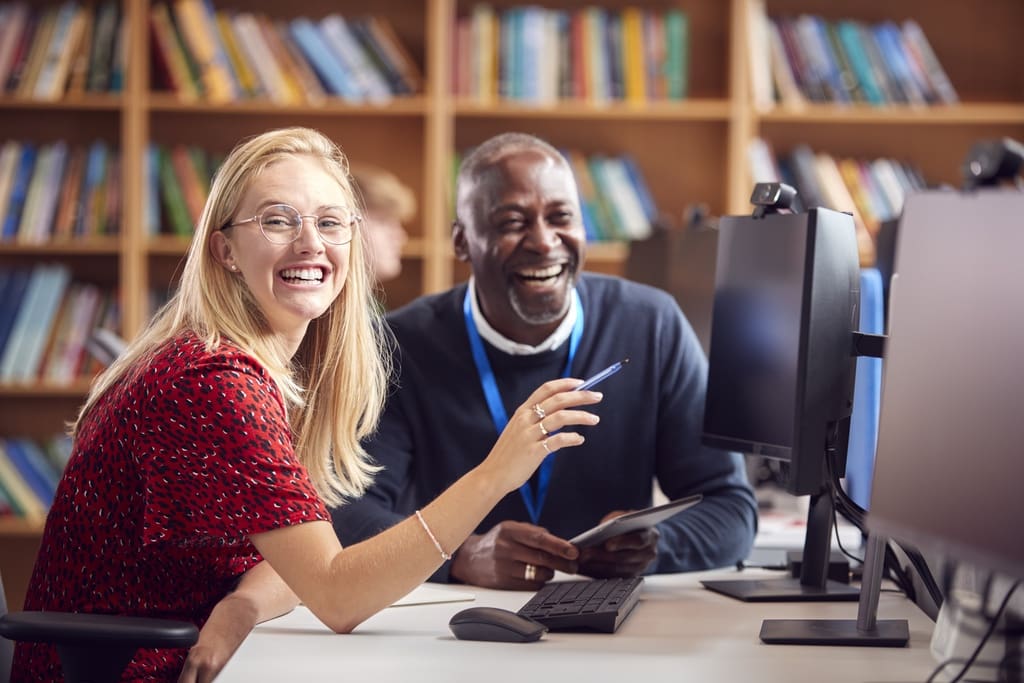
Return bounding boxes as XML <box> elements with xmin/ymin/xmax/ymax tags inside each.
<box><xmin>389</xmin><ymin>584</ymin><xmax>475</xmax><ymax>608</ymax></box>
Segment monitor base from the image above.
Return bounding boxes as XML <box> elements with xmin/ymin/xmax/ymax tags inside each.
<box><xmin>701</xmin><ymin>577</ymin><xmax>860</xmax><ymax>602</ymax></box>
<box><xmin>760</xmin><ymin>618</ymin><xmax>910</xmax><ymax>647</ymax></box>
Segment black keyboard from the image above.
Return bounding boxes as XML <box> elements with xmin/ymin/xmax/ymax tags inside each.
<box><xmin>516</xmin><ymin>577</ymin><xmax>644</xmax><ymax>633</ymax></box>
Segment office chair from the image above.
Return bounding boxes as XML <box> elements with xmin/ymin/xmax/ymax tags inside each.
<box><xmin>0</xmin><ymin>570</ymin><xmax>198</xmax><ymax>683</ymax></box>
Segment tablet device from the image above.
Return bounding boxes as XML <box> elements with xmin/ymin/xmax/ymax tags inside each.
<box><xmin>569</xmin><ymin>494</ymin><xmax>703</xmax><ymax>548</ymax></box>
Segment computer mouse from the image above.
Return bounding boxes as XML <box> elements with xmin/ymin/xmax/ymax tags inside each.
<box><xmin>448</xmin><ymin>606</ymin><xmax>547</xmax><ymax>643</ymax></box>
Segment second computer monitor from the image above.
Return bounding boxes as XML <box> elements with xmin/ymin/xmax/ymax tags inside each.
<box><xmin>701</xmin><ymin>207</ymin><xmax>860</xmax><ymax>601</ymax></box>
<box><xmin>703</xmin><ymin>207</ymin><xmax>860</xmax><ymax>496</ymax></box>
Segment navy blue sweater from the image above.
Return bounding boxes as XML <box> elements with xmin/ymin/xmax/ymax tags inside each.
<box><xmin>332</xmin><ymin>274</ymin><xmax>757</xmax><ymax>580</ymax></box>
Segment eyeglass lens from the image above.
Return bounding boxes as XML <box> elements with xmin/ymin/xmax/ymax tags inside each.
<box><xmin>259</xmin><ymin>204</ymin><xmax>356</xmax><ymax>245</ymax></box>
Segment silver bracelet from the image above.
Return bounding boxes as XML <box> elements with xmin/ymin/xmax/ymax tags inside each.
<box><xmin>415</xmin><ymin>509</ymin><xmax>452</xmax><ymax>561</ymax></box>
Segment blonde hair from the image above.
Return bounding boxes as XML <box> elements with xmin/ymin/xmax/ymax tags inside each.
<box><xmin>74</xmin><ymin>127</ymin><xmax>391</xmax><ymax>505</ymax></box>
<box><xmin>350</xmin><ymin>165</ymin><xmax>416</xmax><ymax>223</ymax></box>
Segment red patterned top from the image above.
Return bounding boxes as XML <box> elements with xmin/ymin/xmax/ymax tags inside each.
<box><xmin>13</xmin><ymin>333</ymin><xmax>329</xmax><ymax>682</ymax></box>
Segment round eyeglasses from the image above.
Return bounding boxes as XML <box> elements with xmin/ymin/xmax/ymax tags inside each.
<box><xmin>222</xmin><ymin>204</ymin><xmax>361</xmax><ymax>245</ymax></box>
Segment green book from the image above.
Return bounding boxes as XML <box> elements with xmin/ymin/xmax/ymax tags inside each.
<box><xmin>158</xmin><ymin>147</ymin><xmax>193</xmax><ymax>237</ymax></box>
<box><xmin>664</xmin><ymin>9</ymin><xmax>688</xmax><ymax>100</ymax></box>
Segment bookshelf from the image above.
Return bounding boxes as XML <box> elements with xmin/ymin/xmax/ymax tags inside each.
<box><xmin>0</xmin><ymin>0</ymin><xmax>1021</xmax><ymax>610</ymax></box>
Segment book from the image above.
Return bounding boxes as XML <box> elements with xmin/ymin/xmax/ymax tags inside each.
<box><xmin>2</xmin><ymin>144</ymin><xmax>37</xmax><ymax>241</ymax></box>
<box><xmin>65</xmin><ymin>4</ymin><xmax>94</xmax><ymax>95</ymax></box>
<box><xmin>32</xmin><ymin>2</ymin><xmax>84</xmax><ymax>99</ymax></box>
<box><xmin>157</xmin><ymin>146</ymin><xmax>192</xmax><ymax>237</ymax></box>
<box><xmin>11</xmin><ymin>263</ymin><xmax>71</xmax><ymax>382</ymax></box>
<box><xmin>275</xmin><ymin>20</ymin><xmax>327</xmax><ymax>105</ymax></box>
<box><xmin>289</xmin><ymin>16</ymin><xmax>358</xmax><ymax>102</ymax></box>
<box><xmin>0</xmin><ymin>4</ymin><xmax>30</xmax><ymax>90</ymax></box>
<box><xmin>86</xmin><ymin>0</ymin><xmax>120</xmax><ymax>93</ymax></box>
<box><xmin>0</xmin><ymin>268</ymin><xmax>30</xmax><ymax>361</ymax></box>
<box><xmin>172</xmin><ymin>0</ymin><xmax>237</xmax><ymax>102</ymax></box>
<box><xmin>14</xmin><ymin>5</ymin><xmax>57</xmax><ymax>98</ymax></box>
<box><xmin>663</xmin><ymin>8</ymin><xmax>688</xmax><ymax>100</ymax></box>
<box><xmin>0</xmin><ymin>442</ymin><xmax>47</xmax><ymax>519</ymax></box>
<box><xmin>364</xmin><ymin>16</ymin><xmax>422</xmax><ymax>95</ymax></box>
<box><xmin>320</xmin><ymin>13</ymin><xmax>391</xmax><ymax>102</ymax></box>
<box><xmin>51</xmin><ymin>144</ymin><xmax>86</xmax><ymax>240</ymax></box>
<box><xmin>0</xmin><ymin>140</ymin><xmax>22</xmax><ymax>228</ymax></box>
<box><xmin>901</xmin><ymin>19</ymin><xmax>958</xmax><ymax>105</ymax></box>
<box><xmin>3</xmin><ymin>438</ymin><xmax>57</xmax><ymax>505</ymax></box>
<box><xmin>150</xmin><ymin>2</ymin><xmax>200</xmax><ymax>100</ymax></box>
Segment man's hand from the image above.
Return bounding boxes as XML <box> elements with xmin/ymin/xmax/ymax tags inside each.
<box><xmin>577</xmin><ymin>510</ymin><xmax>659</xmax><ymax>578</ymax></box>
<box><xmin>450</xmin><ymin>521</ymin><xmax>579</xmax><ymax>589</ymax></box>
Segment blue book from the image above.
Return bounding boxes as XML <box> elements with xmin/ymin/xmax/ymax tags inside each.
<box><xmin>836</xmin><ymin>21</ymin><xmax>884</xmax><ymax>105</ymax></box>
<box><xmin>0</xmin><ymin>268</ymin><xmax>30</xmax><ymax>364</ymax></box>
<box><xmin>289</xmin><ymin>17</ymin><xmax>360</xmax><ymax>101</ymax></box>
<box><xmin>2</xmin><ymin>439</ymin><xmax>56</xmax><ymax>505</ymax></box>
<box><xmin>2</xmin><ymin>144</ymin><xmax>37</xmax><ymax>240</ymax></box>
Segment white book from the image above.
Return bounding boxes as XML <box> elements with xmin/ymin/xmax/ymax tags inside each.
<box><xmin>233</xmin><ymin>13</ymin><xmax>289</xmax><ymax>104</ymax></box>
<box><xmin>33</xmin><ymin>2</ymin><xmax>83</xmax><ymax>99</ymax></box>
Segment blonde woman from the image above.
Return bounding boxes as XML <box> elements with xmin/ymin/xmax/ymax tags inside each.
<box><xmin>14</xmin><ymin>128</ymin><xmax>601</xmax><ymax>682</ymax></box>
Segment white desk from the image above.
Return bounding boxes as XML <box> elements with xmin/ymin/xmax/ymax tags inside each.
<box><xmin>219</xmin><ymin>568</ymin><xmax>938</xmax><ymax>683</ymax></box>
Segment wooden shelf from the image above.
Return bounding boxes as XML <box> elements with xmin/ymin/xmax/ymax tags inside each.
<box><xmin>454</xmin><ymin>98</ymin><xmax>733</xmax><ymax>121</ymax></box>
<box><xmin>758</xmin><ymin>103</ymin><xmax>1024</xmax><ymax>125</ymax></box>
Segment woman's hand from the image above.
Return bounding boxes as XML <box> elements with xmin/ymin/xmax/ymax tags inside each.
<box><xmin>477</xmin><ymin>377</ymin><xmax>602</xmax><ymax>494</ymax></box>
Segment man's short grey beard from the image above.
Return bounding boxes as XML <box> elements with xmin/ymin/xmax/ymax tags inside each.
<box><xmin>509</xmin><ymin>287</ymin><xmax>572</xmax><ymax>327</ymax></box>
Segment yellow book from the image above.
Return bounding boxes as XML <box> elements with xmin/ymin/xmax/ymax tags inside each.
<box><xmin>172</xmin><ymin>0</ymin><xmax>235</xmax><ymax>102</ymax></box>
<box><xmin>621</xmin><ymin>7</ymin><xmax>647</xmax><ymax>105</ymax></box>
<box><xmin>215</xmin><ymin>10</ymin><xmax>259</xmax><ymax>98</ymax></box>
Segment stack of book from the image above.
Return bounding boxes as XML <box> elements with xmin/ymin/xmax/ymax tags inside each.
<box><xmin>0</xmin><ymin>435</ymin><xmax>72</xmax><ymax>520</ymax></box>
<box><xmin>0</xmin><ymin>1</ymin><xmax>124</xmax><ymax>100</ymax></box>
<box><xmin>0</xmin><ymin>139</ymin><xmax>120</xmax><ymax>242</ymax></box>
<box><xmin>746</xmin><ymin>3</ymin><xmax>958</xmax><ymax>110</ymax></box>
<box><xmin>451</xmin><ymin>6</ymin><xmax>689</xmax><ymax>104</ymax></box>
<box><xmin>149</xmin><ymin>1</ymin><xmax>422</xmax><ymax>104</ymax></box>
<box><xmin>0</xmin><ymin>264</ymin><xmax>119</xmax><ymax>386</ymax></box>
<box><xmin>749</xmin><ymin>138</ymin><xmax>929</xmax><ymax>265</ymax></box>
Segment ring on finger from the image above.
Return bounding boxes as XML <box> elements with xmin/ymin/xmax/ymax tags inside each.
<box><xmin>524</xmin><ymin>563</ymin><xmax>537</xmax><ymax>581</ymax></box>
<box><xmin>542</xmin><ymin>439</ymin><xmax>551</xmax><ymax>455</ymax></box>
<box><xmin>532</xmin><ymin>403</ymin><xmax>546</xmax><ymax>420</ymax></box>
<box><xmin>538</xmin><ymin>421</ymin><xmax>548</xmax><ymax>436</ymax></box>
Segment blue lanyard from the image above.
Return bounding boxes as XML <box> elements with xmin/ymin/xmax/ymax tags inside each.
<box><xmin>463</xmin><ymin>288</ymin><xmax>584</xmax><ymax>524</ymax></box>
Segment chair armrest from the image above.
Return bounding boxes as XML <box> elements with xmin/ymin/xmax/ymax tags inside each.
<box><xmin>0</xmin><ymin>611</ymin><xmax>198</xmax><ymax>648</ymax></box>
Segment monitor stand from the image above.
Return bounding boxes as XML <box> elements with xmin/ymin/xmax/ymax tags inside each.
<box><xmin>702</xmin><ymin>490</ymin><xmax>860</xmax><ymax>602</ymax></box>
<box><xmin>759</xmin><ymin>533</ymin><xmax>910</xmax><ymax>646</ymax></box>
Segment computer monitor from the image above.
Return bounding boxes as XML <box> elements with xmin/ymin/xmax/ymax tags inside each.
<box><xmin>868</xmin><ymin>190</ymin><xmax>1024</xmax><ymax>582</ymax></box>
<box><xmin>701</xmin><ymin>207</ymin><xmax>861</xmax><ymax>602</ymax></box>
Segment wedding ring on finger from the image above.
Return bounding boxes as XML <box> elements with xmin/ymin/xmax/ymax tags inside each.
<box><xmin>532</xmin><ymin>403</ymin><xmax>546</xmax><ymax>420</ymax></box>
<box><xmin>538</xmin><ymin>420</ymin><xmax>549</xmax><ymax>436</ymax></box>
<box><xmin>524</xmin><ymin>563</ymin><xmax>537</xmax><ymax>581</ymax></box>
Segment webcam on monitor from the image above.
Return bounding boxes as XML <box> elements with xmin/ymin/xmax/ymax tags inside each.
<box><xmin>961</xmin><ymin>137</ymin><xmax>1024</xmax><ymax>189</ymax></box>
<box><xmin>749</xmin><ymin>182</ymin><xmax>797</xmax><ymax>217</ymax></box>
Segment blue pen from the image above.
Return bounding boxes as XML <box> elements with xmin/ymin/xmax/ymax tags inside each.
<box><xmin>575</xmin><ymin>358</ymin><xmax>630</xmax><ymax>391</ymax></box>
